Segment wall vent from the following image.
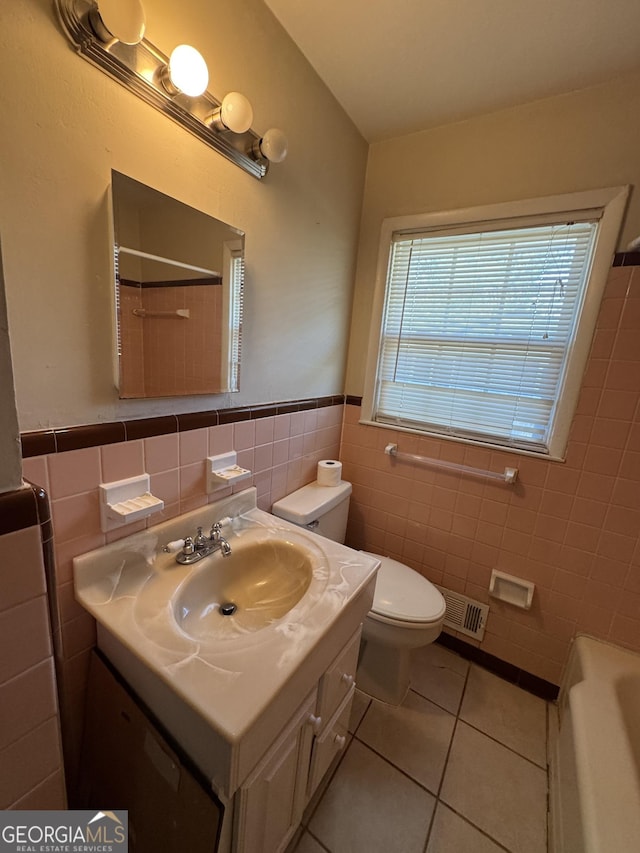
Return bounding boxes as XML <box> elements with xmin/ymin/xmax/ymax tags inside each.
<box><xmin>437</xmin><ymin>586</ymin><xmax>489</xmax><ymax>641</ymax></box>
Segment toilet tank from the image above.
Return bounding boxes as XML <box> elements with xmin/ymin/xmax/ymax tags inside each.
<box><xmin>271</xmin><ymin>481</ymin><xmax>352</xmax><ymax>543</ymax></box>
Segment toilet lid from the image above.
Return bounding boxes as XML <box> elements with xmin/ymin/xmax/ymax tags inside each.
<box><xmin>364</xmin><ymin>553</ymin><xmax>446</xmax><ymax>623</ymax></box>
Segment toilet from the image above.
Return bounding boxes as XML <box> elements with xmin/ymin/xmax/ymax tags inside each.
<box><xmin>271</xmin><ymin>480</ymin><xmax>446</xmax><ymax>705</ymax></box>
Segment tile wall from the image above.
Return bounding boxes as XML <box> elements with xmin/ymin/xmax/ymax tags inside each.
<box><xmin>118</xmin><ymin>283</ymin><xmax>224</xmax><ymax>398</ymax></box>
<box><xmin>0</xmin><ymin>488</ymin><xmax>66</xmax><ymax>809</ymax></box>
<box><xmin>21</xmin><ymin>403</ymin><xmax>343</xmax><ymax>801</ymax></box>
<box><xmin>342</xmin><ymin>262</ymin><xmax>640</xmax><ymax>686</ymax></box>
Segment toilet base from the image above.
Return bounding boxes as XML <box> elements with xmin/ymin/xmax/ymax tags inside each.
<box><xmin>356</xmin><ymin>637</ymin><xmax>411</xmax><ymax>705</ymax></box>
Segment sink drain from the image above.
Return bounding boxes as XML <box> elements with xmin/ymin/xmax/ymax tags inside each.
<box><xmin>219</xmin><ymin>602</ymin><xmax>238</xmax><ymax>616</ymax></box>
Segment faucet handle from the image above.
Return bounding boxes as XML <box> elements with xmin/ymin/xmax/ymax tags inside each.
<box><xmin>163</xmin><ymin>538</ymin><xmax>186</xmax><ymax>553</ymax></box>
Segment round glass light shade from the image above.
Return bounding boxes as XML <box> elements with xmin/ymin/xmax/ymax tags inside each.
<box><xmin>91</xmin><ymin>0</ymin><xmax>146</xmax><ymax>45</ymax></box>
<box><xmin>220</xmin><ymin>92</ymin><xmax>254</xmax><ymax>134</ymax></box>
<box><xmin>168</xmin><ymin>45</ymin><xmax>209</xmax><ymax>97</ymax></box>
<box><xmin>260</xmin><ymin>128</ymin><xmax>288</xmax><ymax>163</ymax></box>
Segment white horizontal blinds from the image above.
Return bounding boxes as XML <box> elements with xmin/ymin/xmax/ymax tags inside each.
<box><xmin>375</xmin><ymin>219</ymin><xmax>598</xmax><ymax>451</ymax></box>
<box><xmin>229</xmin><ymin>251</ymin><xmax>244</xmax><ymax>388</ymax></box>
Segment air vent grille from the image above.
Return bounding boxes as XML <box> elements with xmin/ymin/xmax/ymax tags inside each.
<box><xmin>437</xmin><ymin>587</ymin><xmax>489</xmax><ymax>641</ymax></box>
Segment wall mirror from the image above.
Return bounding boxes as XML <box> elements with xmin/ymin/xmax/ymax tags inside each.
<box><xmin>110</xmin><ymin>171</ymin><xmax>244</xmax><ymax>398</ymax></box>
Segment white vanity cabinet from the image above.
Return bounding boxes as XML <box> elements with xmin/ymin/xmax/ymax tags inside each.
<box><xmin>74</xmin><ymin>490</ymin><xmax>379</xmax><ymax>853</ymax></box>
<box><xmin>233</xmin><ymin>627</ymin><xmax>362</xmax><ymax>853</ymax></box>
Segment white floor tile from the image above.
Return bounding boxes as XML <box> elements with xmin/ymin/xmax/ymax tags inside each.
<box><xmin>410</xmin><ymin>641</ymin><xmax>469</xmax><ymax>714</ymax></box>
<box><xmin>426</xmin><ymin>803</ymin><xmax>507</xmax><ymax>853</ymax></box>
<box><xmin>309</xmin><ymin>739</ymin><xmax>435</xmax><ymax>853</ymax></box>
<box><xmin>292</xmin><ymin>831</ymin><xmax>327</xmax><ymax>853</ymax></box>
<box><xmin>460</xmin><ymin>666</ymin><xmax>547</xmax><ymax>767</ymax></box>
<box><xmin>440</xmin><ymin>722</ymin><xmax>547</xmax><ymax>853</ymax></box>
<box><xmin>357</xmin><ymin>689</ymin><xmax>456</xmax><ymax>794</ymax></box>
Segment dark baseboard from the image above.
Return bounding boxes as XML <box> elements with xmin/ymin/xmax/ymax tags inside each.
<box><xmin>437</xmin><ymin>632</ymin><xmax>559</xmax><ymax>702</ymax></box>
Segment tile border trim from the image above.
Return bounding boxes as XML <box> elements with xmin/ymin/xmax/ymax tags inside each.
<box><xmin>0</xmin><ymin>482</ymin><xmax>58</xmax><ymax>654</ymax></box>
<box><xmin>437</xmin><ymin>632</ymin><xmax>560</xmax><ymax>700</ymax></box>
<box><xmin>612</xmin><ymin>250</ymin><xmax>640</xmax><ymax>267</ymax></box>
<box><xmin>20</xmin><ymin>395</ymin><xmax>346</xmax><ymax>458</ymax></box>
<box><xmin>0</xmin><ymin>485</ymin><xmax>39</xmax><ymax>536</ymax></box>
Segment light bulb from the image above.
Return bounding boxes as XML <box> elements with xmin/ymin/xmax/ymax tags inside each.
<box><xmin>167</xmin><ymin>45</ymin><xmax>209</xmax><ymax>97</ymax></box>
<box><xmin>89</xmin><ymin>0</ymin><xmax>146</xmax><ymax>45</ymax></box>
<box><xmin>260</xmin><ymin>128</ymin><xmax>288</xmax><ymax>163</ymax></box>
<box><xmin>208</xmin><ymin>92</ymin><xmax>254</xmax><ymax>134</ymax></box>
<box><xmin>219</xmin><ymin>92</ymin><xmax>254</xmax><ymax>133</ymax></box>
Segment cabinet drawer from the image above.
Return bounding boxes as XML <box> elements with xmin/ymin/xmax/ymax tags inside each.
<box><xmin>308</xmin><ymin>686</ymin><xmax>354</xmax><ymax>797</ymax></box>
<box><xmin>315</xmin><ymin>626</ymin><xmax>361</xmax><ymax>723</ymax></box>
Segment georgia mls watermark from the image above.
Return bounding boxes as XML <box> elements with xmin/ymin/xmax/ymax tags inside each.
<box><xmin>0</xmin><ymin>811</ymin><xmax>128</xmax><ymax>853</ymax></box>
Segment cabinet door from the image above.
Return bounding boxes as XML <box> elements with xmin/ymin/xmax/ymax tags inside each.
<box><xmin>234</xmin><ymin>691</ymin><xmax>316</xmax><ymax>853</ymax></box>
<box><xmin>80</xmin><ymin>652</ymin><xmax>223</xmax><ymax>853</ymax></box>
<box><xmin>307</xmin><ymin>686</ymin><xmax>354</xmax><ymax>799</ymax></box>
<box><xmin>315</xmin><ymin>627</ymin><xmax>361</xmax><ymax>723</ymax></box>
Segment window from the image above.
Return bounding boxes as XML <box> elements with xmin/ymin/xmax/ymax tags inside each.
<box><xmin>222</xmin><ymin>241</ymin><xmax>244</xmax><ymax>391</ymax></box>
<box><xmin>363</xmin><ymin>188</ymin><xmax>628</xmax><ymax>458</ymax></box>
<box><xmin>228</xmin><ymin>248</ymin><xmax>244</xmax><ymax>390</ymax></box>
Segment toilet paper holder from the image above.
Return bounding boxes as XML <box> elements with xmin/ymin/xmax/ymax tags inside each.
<box><xmin>489</xmin><ymin>570</ymin><xmax>535</xmax><ymax>610</ymax></box>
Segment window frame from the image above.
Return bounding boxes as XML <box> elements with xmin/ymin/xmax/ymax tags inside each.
<box><xmin>361</xmin><ymin>187</ymin><xmax>629</xmax><ymax>460</ymax></box>
<box><xmin>221</xmin><ymin>239</ymin><xmax>244</xmax><ymax>392</ymax></box>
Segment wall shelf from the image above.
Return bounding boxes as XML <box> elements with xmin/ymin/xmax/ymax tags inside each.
<box><xmin>99</xmin><ymin>474</ymin><xmax>164</xmax><ymax>531</ymax></box>
<box><xmin>207</xmin><ymin>452</ymin><xmax>251</xmax><ymax>492</ymax></box>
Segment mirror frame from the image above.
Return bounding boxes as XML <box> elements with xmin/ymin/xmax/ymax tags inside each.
<box><xmin>108</xmin><ymin>171</ymin><xmax>245</xmax><ymax>398</ymax></box>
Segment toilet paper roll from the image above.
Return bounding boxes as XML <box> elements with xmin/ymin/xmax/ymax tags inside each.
<box><xmin>317</xmin><ymin>459</ymin><xmax>342</xmax><ymax>487</ymax></box>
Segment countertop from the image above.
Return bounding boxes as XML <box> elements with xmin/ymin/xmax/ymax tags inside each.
<box><xmin>74</xmin><ymin>487</ymin><xmax>379</xmax><ymax>747</ymax></box>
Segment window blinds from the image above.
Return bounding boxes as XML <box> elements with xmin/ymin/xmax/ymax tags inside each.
<box><xmin>375</xmin><ymin>220</ymin><xmax>598</xmax><ymax>452</ymax></box>
<box><xmin>229</xmin><ymin>251</ymin><xmax>244</xmax><ymax>389</ymax></box>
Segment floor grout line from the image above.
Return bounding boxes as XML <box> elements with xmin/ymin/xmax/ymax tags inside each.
<box><xmin>297</xmin><ymin>650</ymin><xmax>550</xmax><ymax>853</ymax></box>
<box><xmin>351</xmin><ymin>733</ymin><xmax>439</xmax><ymax>797</ymax></box>
<box><xmin>418</xmin><ymin>659</ymin><xmax>473</xmax><ymax>853</ymax></box>
<box><xmin>457</xmin><ymin>717</ymin><xmax>549</xmax><ymax>770</ymax></box>
<box><xmin>434</xmin><ymin>802</ymin><xmax>513</xmax><ymax>852</ymax></box>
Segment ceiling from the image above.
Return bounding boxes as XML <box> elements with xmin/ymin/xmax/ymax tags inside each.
<box><xmin>264</xmin><ymin>0</ymin><xmax>640</xmax><ymax>142</ymax></box>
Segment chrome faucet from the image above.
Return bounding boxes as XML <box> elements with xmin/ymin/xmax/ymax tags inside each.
<box><xmin>164</xmin><ymin>520</ymin><xmax>232</xmax><ymax>564</ymax></box>
<box><xmin>209</xmin><ymin>522</ymin><xmax>232</xmax><ymax>557</ymax></box>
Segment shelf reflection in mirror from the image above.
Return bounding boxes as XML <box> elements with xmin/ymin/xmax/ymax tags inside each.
<box><xmin>110</xmin><ymin>171</ymin><xmax>244</xmax><ymax>398</ymax></box>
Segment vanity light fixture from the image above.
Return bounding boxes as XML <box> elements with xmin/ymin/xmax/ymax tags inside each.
<box><xmin>54</xmin><ymin>0</ymin><xmax>287</xmax><ymax>178</ymax></box>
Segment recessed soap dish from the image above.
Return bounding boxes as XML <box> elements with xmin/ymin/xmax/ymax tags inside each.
<box><xmin>207</xmin><ymin>452</ymin><xmax>252</xmax><ymax>492</ymax></box>
<box><xmin>99</xmin><ymin>474</ymin><xmax>164</xmax><ymax>532</ymax></box>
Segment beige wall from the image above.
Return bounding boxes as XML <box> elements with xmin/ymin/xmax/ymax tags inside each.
<box><xmin>346</xmin><ymin>69</ymin><xmax>640</xmax><ymax>394</ymax></box>
<box><xmin>0</xmin><ymin>0</ymin><xmax>367</xmax><ymax>432</ymax></box>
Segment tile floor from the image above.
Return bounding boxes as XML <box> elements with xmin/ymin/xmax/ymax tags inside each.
<box><xmin>292</xmin><ymin>642</ymin><xmax>552</xmax><ymax>853</ymax></box>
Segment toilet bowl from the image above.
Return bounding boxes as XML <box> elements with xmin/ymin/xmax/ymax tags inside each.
<box><xmin>271</xmin><ymin>479</ymin><xmax>446</xmax><ymax>705</ymax></box>
<box><xmin>357</xmin><ymin>553</ymin><xmax>446</xmax><ymax>703</ymax></box>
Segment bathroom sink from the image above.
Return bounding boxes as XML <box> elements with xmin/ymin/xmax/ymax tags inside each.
<box><xmin>73</xmin><ymin>486</ymin><xmax>379</xmax><ymax>792</ymax></box>
<box><xmin>173</xmin><ymin>538</ymin><xmax>314</xmax><ymax>639</ymax></box>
